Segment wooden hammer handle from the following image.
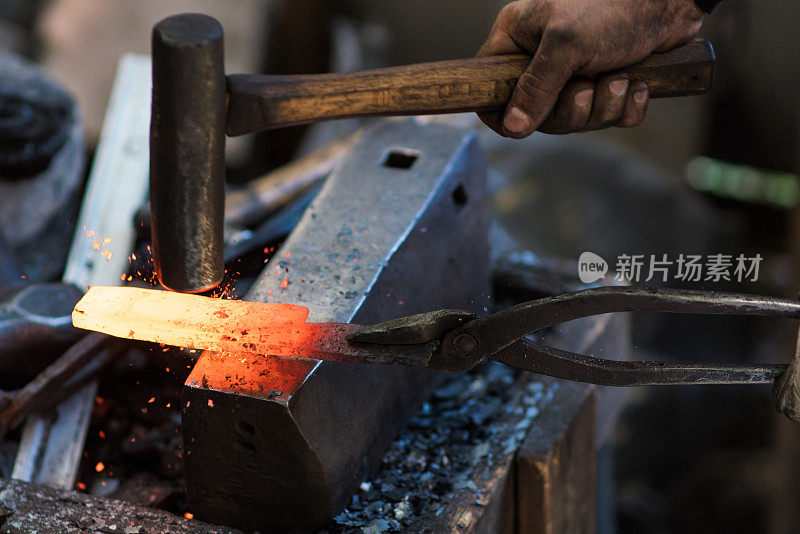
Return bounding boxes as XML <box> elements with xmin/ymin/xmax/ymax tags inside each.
<box><xmin>226</xmin><ymin>39</ymin><xmax>714</xmax><ymax>137</ymax></box>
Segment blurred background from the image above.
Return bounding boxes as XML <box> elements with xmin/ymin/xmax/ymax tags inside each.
<box><xmin>2</xmin><ymin>0</ymin><xmax>800</xmax><ymax>532</ymax></box>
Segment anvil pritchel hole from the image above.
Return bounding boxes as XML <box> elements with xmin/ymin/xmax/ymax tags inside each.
<box><xmin>381</xmin><ymin>149</ymin><xmax>419</xmax><ymax>169</ymax></box>
<box><xmin>451</xmin><ymin>184</ymin><xmax>468</xmax><ymax>209</ymax></box>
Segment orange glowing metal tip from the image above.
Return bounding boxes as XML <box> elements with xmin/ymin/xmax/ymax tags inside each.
<box><xmin>73</xmin><ymin>286</ymin><xmax>309</xmax><ymax>355</ymax></box>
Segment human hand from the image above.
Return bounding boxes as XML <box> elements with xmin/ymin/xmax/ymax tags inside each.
<box><xmin>478</xmin><ymin>0</ymin><xmax>705</xmax><ymax>136</ymax></box>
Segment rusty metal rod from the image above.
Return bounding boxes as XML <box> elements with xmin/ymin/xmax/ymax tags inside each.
<box><xmin>0</xmin><ymin>333</ymin><xmax>123</xmax><ymax>437</ymax></box>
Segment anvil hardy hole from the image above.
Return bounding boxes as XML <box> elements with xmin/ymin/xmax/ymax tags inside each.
<box><xmin>236</xmin><ymin>420</ymin><xmax>256</xmax><ymax>437</ymax></box>
<box><xmin>381</xmin><ymin>149</ymin><xmax>418</xmax><ymax>169</ymax></box>
<box><xmin>452</xmin><ymin>184</ymin><xmax>468</xmax><ymax>208</ymax></box>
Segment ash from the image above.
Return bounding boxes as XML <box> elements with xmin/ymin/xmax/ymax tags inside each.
<box><xmin>323</xmin><ymin>360</ymin><xmax>552</xmax><ymax>533</ymax></box>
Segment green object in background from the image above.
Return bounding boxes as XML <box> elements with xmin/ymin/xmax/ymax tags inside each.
<box><xmin>686</xmin><ymin>156</ymin><xmax>800</xmax><ymax>209</ymax></box>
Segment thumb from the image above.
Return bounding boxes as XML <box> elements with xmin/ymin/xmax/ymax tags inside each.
<box><xmin>502</xmin><ymin>42</ymin><xmax>577</xmax><ymax>138</ymax></box>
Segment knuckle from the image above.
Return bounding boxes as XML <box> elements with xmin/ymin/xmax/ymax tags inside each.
<box><xmin>543</xmin><ymin>25</ymin><xmax>577</xmax><ymax>47</ymax></box>
<box><xmin>618</xmin><ymin>113</ymin><xmax>644</xmax><ymax>128</ymax></box>
<box><xmin>570</xmin><ymin>107</ymin><xmax>591</xmax><ymax>131</ymax></box>
<box><xmin>497</xmin><ymin>2</ymin><xmax>524</xmax><ymax>28</ymax></box>
<box><xmin>541</xmin><ymin>25</ymin><xmax>592</xmax><ymax>65</ymax></box>
<box><xmin>616</xmin><ymin>114</ymin><xmax>633</xmax><ymax>127</ymax></box>
<box><xmin>629</xmin><ymin>114</ymin><xmax>645</xmax><ymax>126</ymax></box>
<box><xmin>486</xmin><ymin>1</ymin><xmax>544</xmax><ymax>55</ymax></box>
<box><xmin>597</xmin><ymin>105</ymin><xmax>622</xmax><ymax>126</ymax></box>
<box><xmin>515</xmin><ymin>70</ymin><xmax>547</xmax><ymax>102</ymax></box>
<box><xmin>482</xmin><ymin>29</ymin><xmax>513</xmax><ymax>53</ymax></box>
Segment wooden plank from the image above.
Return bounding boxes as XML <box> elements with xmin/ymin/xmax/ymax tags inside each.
<box><xmin>62</xmin><ymin>54</ymin><xmax>151</xmax><ymax>288</ymax></box>
<box><xmin>12</xmin><ymin>54</ymin><xmax>151</xmax><ymax>490</ymax></box>
<box><xmin>516</xmin><ymin>381</ymin><xmax>597</xmax><ymax>534</ymax></box>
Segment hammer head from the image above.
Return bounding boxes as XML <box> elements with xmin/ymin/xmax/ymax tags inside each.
<box><xmin>150</xmin><ymin>13</ymin><xmax>225</xmax><ymax>293</ymax></box>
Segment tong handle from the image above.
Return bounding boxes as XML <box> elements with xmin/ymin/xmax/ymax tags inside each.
<box><xmin>493</xmin><ymin>338</ymin><xmax>787</xmax><ymax>386</ymax></box>
<box><xmin>449</xmin><ymin>287</ymin><xmax>800</xmax><ymax>364</ymax></box>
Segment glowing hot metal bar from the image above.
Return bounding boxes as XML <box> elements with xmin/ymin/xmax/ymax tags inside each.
<box><xmin>72</xmin><ymin>286</ymin><xmax>432</xmax><ymax>367</ymax></box>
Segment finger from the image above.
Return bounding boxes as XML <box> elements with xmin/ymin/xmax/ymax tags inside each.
<box><xmin>583</xmin><ymin>73</ymin><xmax>629</xmax><ymax>131</ymax></box>
<box><xmin>502</xmin><ymin>32</ymin><xmax>580</xmax><ymax>138</ymax></box>
<box><xmin>477</xmin><ymin>2</ymin><xmax>536</xmax><ymax>135</ymax></box>
<box><xmin>477</xmin><ymin>109</ymin><xmax>504</xmax><ymax>135</ymax></box>
<box><xmin>616</xmin><ymin>80</ymin><xmax>649</xmax><ymax>128</ymax></box>
<box><xmin>538</xmin><ymin>78</ymin><xmax>595</xmax><ymax>134</ymax></box>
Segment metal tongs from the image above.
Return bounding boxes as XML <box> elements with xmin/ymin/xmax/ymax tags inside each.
<box><xmin>349</xmin><ymin>287</ymin><xmax>795</xmax><ymax>387</ymax></box>
<box><xmin>73</xmin><ymin>284</ymin><xmax>800</xmax><ymax>420</ymax></box>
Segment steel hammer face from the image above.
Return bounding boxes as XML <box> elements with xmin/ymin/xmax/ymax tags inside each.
<box><xmin>150</xmin><ymin>13</ymin><xmax>226</xmax><ymax>293</ymax></box>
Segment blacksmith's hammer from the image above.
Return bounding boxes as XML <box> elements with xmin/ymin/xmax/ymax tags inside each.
<box><xmin>149</xmin><ymin>13</ymin><xmax>715</xmax><ymax>293</ymax></box>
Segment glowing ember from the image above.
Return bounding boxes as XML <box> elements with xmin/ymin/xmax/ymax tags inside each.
<box><xmin>184</xmin><ymin>513</ymin><xmax>194</xmax><ymax>520</ymax></box>
<box><xmin>95</xmin><ymin>462</ymin><xmax>105</xmax><ymax>472</ymax></box>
